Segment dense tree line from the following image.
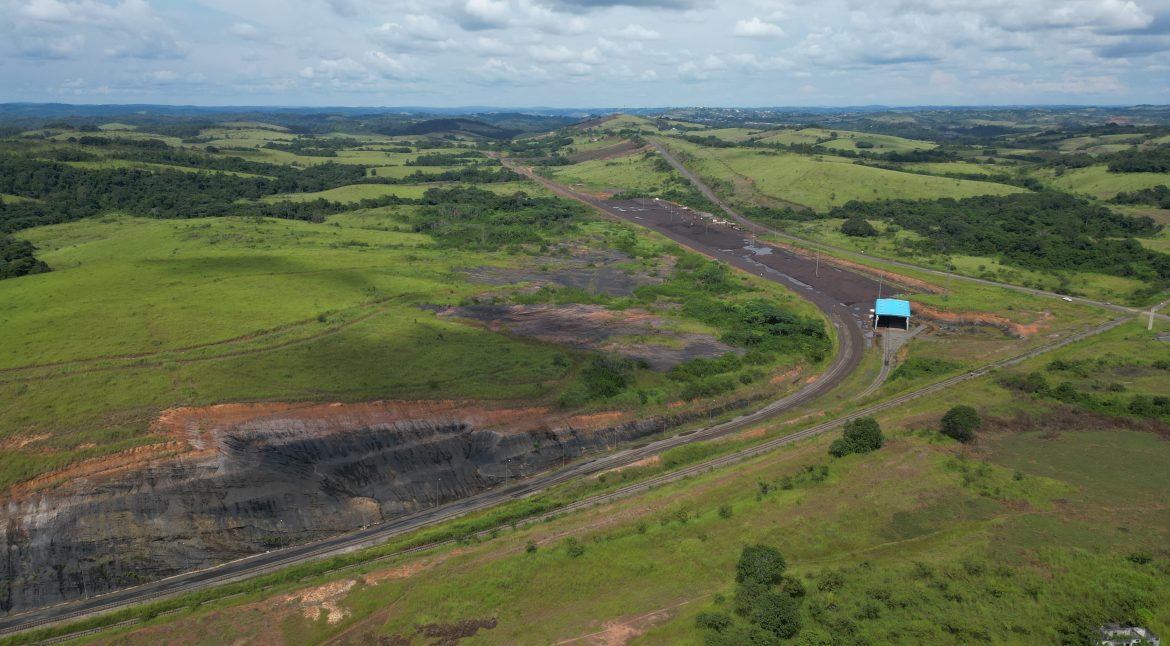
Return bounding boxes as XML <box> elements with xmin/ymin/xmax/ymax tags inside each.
<box><xmin>261</xmin><ymin>137</ymin><xmax>359</xmax><ymax>157</ymax></box>
<box><xmin>74</xmin><ymin>136</ymin><xmax>169</xmax><ymax>149</ymax></box>
<box><xmin>1111</xmin><ymin>185</ymin><xmax>1170</xmax><ymax>208</ymax></box>
<box><xmin>0</xmin><ymin>151</ymin><xmax>523</xmax><ymax>235</ymax></box>
<box><xmin>1001</xmin><ymin>371</ymin><xmax>1170</xmax><ymax>422</ymax></box>
<box><xmin>0</xmin><ymin>155</ymin><xmax>412</xmax><ymax>232</ymax></box>
<box><xmin>830</xmin><ymin>193</ymin><xmax>1170</xmax><ymax>281</ymax></box>
<box><xmin>1106</xmin><ymin>146</ymin><xmax>1170</xmax><ymax>173</ymax></box>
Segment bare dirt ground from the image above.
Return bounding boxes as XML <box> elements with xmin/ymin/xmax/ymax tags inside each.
<box><xmin>436</xmin><ymin>303</ymin><xmax>737</xmax><ymax>371</ymax></box>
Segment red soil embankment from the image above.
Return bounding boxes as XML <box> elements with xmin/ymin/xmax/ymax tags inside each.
<box><xmin>912</xmin><ymin>303</ymin><xmax>1052</xmax><ymax>337</ymax></box>
<box><xmin>7</xmin><ymin>400</ymin><xmax>639</xmax><ymax>499</ymax></box>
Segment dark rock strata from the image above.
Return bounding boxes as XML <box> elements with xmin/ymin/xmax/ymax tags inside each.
<box><xmin>0</xmin><ymin>399</ymin><xmax>751</xmax><ymax>613</ymax></box>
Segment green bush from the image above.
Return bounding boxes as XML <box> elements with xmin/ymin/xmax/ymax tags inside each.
<box><xmin>940</xmin><ymin>405</ymin><xmax>981</xmax><ymax>443</ymax></box>
<box><xmin>564</xmin><ymin>537</ymin><xmax>585</xmax><ymax>558</ymax></box>
<box><xmin>752</xmin><ymin>591</ymin><xmax>802</xmax><ymax>638</ymax></box>
<box><xmin>829</xmin><ymin>417</ymin><xmax>884</xmax><ymax>457</ymax></box>
<box><xmin>581</xmin><ymin>354</ymin><xmax>636</xmax><ymax>399</ymax></box>
<box><xmin>695</xmin><ymin>612</ymin><xmax>732</xmax><ymax>632</ymax></box>
<box><xmin>840</xmin><ymin>216</ymin><xmax>878</xmax><ymax>237</ymax></box>
<box><xmin>736</xmin><ymin>544</ymin><xmax>787</xmax><ymax>586</ymax></box>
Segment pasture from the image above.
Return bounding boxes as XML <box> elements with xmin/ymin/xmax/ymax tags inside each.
<box><xmin>756</xmin><ymin>127</ymin><xmax>937</xmax><ymax>153</ymax></box>
<box><xmin>1040</xmin><ymin>164</ymin><xmax>1170</xmax><ymax>199</ymax></box>
<box><xmin>547</xmin><ymin>153</ymin><xmax>672</xmax><ymax>194</ymax></box>
<box><xmin>666</xmin><ymin>140</ymin><xmax>1024</xmax><ymax>211</ymax></box>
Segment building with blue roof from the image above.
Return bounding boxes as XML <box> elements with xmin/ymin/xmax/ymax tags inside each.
<box><xmin>873</xmin><ymin>298</ymin><xmax>911</xmax><ymax>330</ymax></box>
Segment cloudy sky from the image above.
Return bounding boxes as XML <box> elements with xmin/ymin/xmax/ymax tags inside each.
<box><xmin>2</xmin><ymin>0</ymin><xmax>1169</xmax><ymax>107</ymax></box>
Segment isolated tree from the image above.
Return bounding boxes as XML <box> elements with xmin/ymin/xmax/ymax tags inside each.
<box><xmin>940</xmin><ymin>405</ymin><xmax>980</xmax><ymax>443</ymax></box>
<box><xmin>829</xmin><ymin>417</ymin><xmax>884</xmax><ymax>457</ymax></box>
<box><xmin>736</xmin><ymin>544</ymin><xmax>787</xmax><ymax>586</ymax></box>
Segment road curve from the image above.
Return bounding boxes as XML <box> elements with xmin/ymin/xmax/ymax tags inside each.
<box><xmin>647</xmin><ymin>138</ymin><xmax>1170</xmax><ymax>323</ymax></box>
<box><xmin>0</xmin><ymin>160</ymin><xmax>1135</xmax><ymax>639</ymax></box>
<box><xmin>0</xmin><ymin>161</ymin><xmax>872</xmax><ymax>638</ymax></box>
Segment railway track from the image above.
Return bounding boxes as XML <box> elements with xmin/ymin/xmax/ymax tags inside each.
<box><xmin>647</xmin><ymin>138</ymin><xmax>1170</xmax><ymax>323</ymax></box>
<box><xmin>6</xmin><ymin>313</ymin><xmax>1128</xmax><ymax>644</ymax></box>
<box><xmin>0</xmin><ymin>157</ymin><xmax>1134</xmax><ymax>642</ymax></box>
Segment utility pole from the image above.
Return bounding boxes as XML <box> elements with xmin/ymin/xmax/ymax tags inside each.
<box><xmin>815</xmin><ymin>250</ymin><xmax>820</xmax><ymax>277</ymax></box>
<box><xmin>1151</xmin><ymin>307</ymin><xmax>1156</xmax><ymax>332</ymax></box>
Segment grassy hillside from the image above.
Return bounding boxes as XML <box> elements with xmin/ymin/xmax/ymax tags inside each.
<box><xmin>1039</xmin><ymin>165</ymin><xmax>1170</xmax><ymax>199</ymax></box>
<box><xmin>68</xmin><ymin>321</ymin><xmax>1170</xmax><ymax>645</ymax></box>
<box><xmin>1</xmin><ymin>197</ymin><xmax>830</xmax><ymax>490</ymax></box>
<box><xmin>756</xmin><ymin>128</ymin><xmax>936</xmax><ymax>153</ymax></box>
<box><xmin>665</xmin><ymin>140</ymin><xmax>1023</xmax><ymax>211</ymax></box>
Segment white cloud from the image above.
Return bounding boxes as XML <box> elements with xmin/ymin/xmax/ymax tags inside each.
<box><xmin>372</xmin><ymin>15</ymin><xmax>458</xmax><ymax>51</ymax></box>
<box><xmin>734</xmin><ymin>16</ymin><xmax>784</xmax><ymax>38</ymax></box>
<box><xmin>1</xmin><ymin>0</ymin><xmax>1166</xmax><ymax>107</ymax></box>
<box><xmin>365</xmin><ymin>50</ymin><xmax>420</xmax><ymax>79</ymax></box>
<box><xmin>300</xmin><ymin>57</ymin><xmax>367</xmax><ymax>81</ymax></box>
<box><xmin>618</xmin><ymin>24</ymin><xmax>661</xmax><ymax>39</ymax></box>
<box><xmin>528</xmin><ymin>44</ymin><xmax>576</xmax><ymax>62</ymax></box>
<box><xmin>228</xmin><ymin>23</ymin><xmax>260</xmax><ymax>40</ymax></box>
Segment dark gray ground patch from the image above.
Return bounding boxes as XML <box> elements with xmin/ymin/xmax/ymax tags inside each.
<box><xmin>459</xmin><ymin>250</ymin><xmax>664</xmax><ymax>297</ymax></box>
<box><xmin>435</xmin><ymin>303</ymin><xmax>736</xmax><ymax>371</ymax></box>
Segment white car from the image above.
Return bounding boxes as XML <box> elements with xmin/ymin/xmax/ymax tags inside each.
<box><xmin>1062</xmin><ymin>296</ymin><xmax>1073</xmax><ymax>302</ymax></box>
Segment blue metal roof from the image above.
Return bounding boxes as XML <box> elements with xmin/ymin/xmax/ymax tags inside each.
<box><xmin>875</xmin><ymin>299</ymin><xmax>911</xmax><ymax>318</ymax></box>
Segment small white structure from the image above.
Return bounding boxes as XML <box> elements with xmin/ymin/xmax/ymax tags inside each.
<box><xmin>1098</xmin><ymin>624</ymin><xmax>1161</xmax><ymax>646</ymax></box>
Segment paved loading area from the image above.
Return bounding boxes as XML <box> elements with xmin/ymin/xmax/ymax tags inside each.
<box><xmin>605</xmin><ymin>199</ymin><xmax>886</xmax><ymax>341</ymax></box>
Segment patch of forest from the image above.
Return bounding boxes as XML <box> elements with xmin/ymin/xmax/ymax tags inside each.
<box><xmin>0</xmin><ymin>153</ymin><xmax>519</xmax><ymax>234</ymax></box>
<box><xmin>1111</xmin><ymin>185</ymin><xmax>1170</xmax><ymax>208</ymax></box>
<box><xmin>830</xmin><ymin>193</ymin><xmax>1170</xmax><ymax>283</ymax></box>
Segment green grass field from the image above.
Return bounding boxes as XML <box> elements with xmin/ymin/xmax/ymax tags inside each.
<box><xmin>547</xmin><ymin>154</ymin><xmax>671</xmax><ymax>194</ymax></box>
<box><xmin>1056</xmin><ymin>133</ymin><xmax>1148</xmax><ymax>153</ymax></box>
<box><xmin>0</xmin><ymin>214</ymin><xmax>574</xmax><ymax>485</ymax></box>
<box><xmin>1039</xmin><ymin>165</ymin><xmax>1170</xmax><ymax>199</ymax></box>
<box><xmin>76</xmin><ymin>345</ymin><xmax>1170</xmax><ymax>645</ymax></box>
<box><xmin>695</xmin><ymin>127</ymin><xmax>763</xmax><ymax>143</ymax></box>
<box><xmin>900</xmin><ymin>161</ymin><xmax>1005</xmax><ymax>176</ymax></box>
<box><xmin>666</xmin><ymin>140</ymin><xmax>1024</xmax><ymax>211</ymax></box>
<box><xmin>756</xmin><ymin>128</ymin><xmax>936</xmax><ymax>153</ymax></box>
<box><xmin>0</xmin><ymin>196</ymin><xmax>831</xmax><ymax>491</ymax></box>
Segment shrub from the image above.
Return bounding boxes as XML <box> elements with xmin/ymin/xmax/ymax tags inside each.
<box><xmin>564</xmin><ymin>537</ymin><xmax>585</xmax><ymax>558</ymax></box>
<box><xmin>581</xmin><ymin>354</ymin><xmax>636</xmax><ymax>399</ymax></box>
<box><xmin>695</xmin><ymin>612</ymin><xmax>732</xmax><ymax>632</ymax></box>
<box><xmin>840</xmin><ymin>216</ymin><xmax>878</xmax><ymax>237</ymax></box>
<box><xmin>940</xmin><ymin>405</ymin><xmax>981</xmax><ymax>443</ymax></box>
<box><xmin>829</xmin><ymin>417</ymin><xmax>884</xmax><ymax>457</ymax></box>
<box><xmin>752</xmin><ymin>592</ymin><xmax>802</xmax><ymax>639</ymax></box>
<box><xmin>780</xmin><ymin>574</ymin><xmax>806</xmax><ymax>598</ymax></box>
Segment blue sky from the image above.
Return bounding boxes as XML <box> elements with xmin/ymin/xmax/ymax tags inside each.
<box><xmin>2</xmin><ymin>0</ymin><xmax>1169</xmax><ymax>107</ymax></box>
